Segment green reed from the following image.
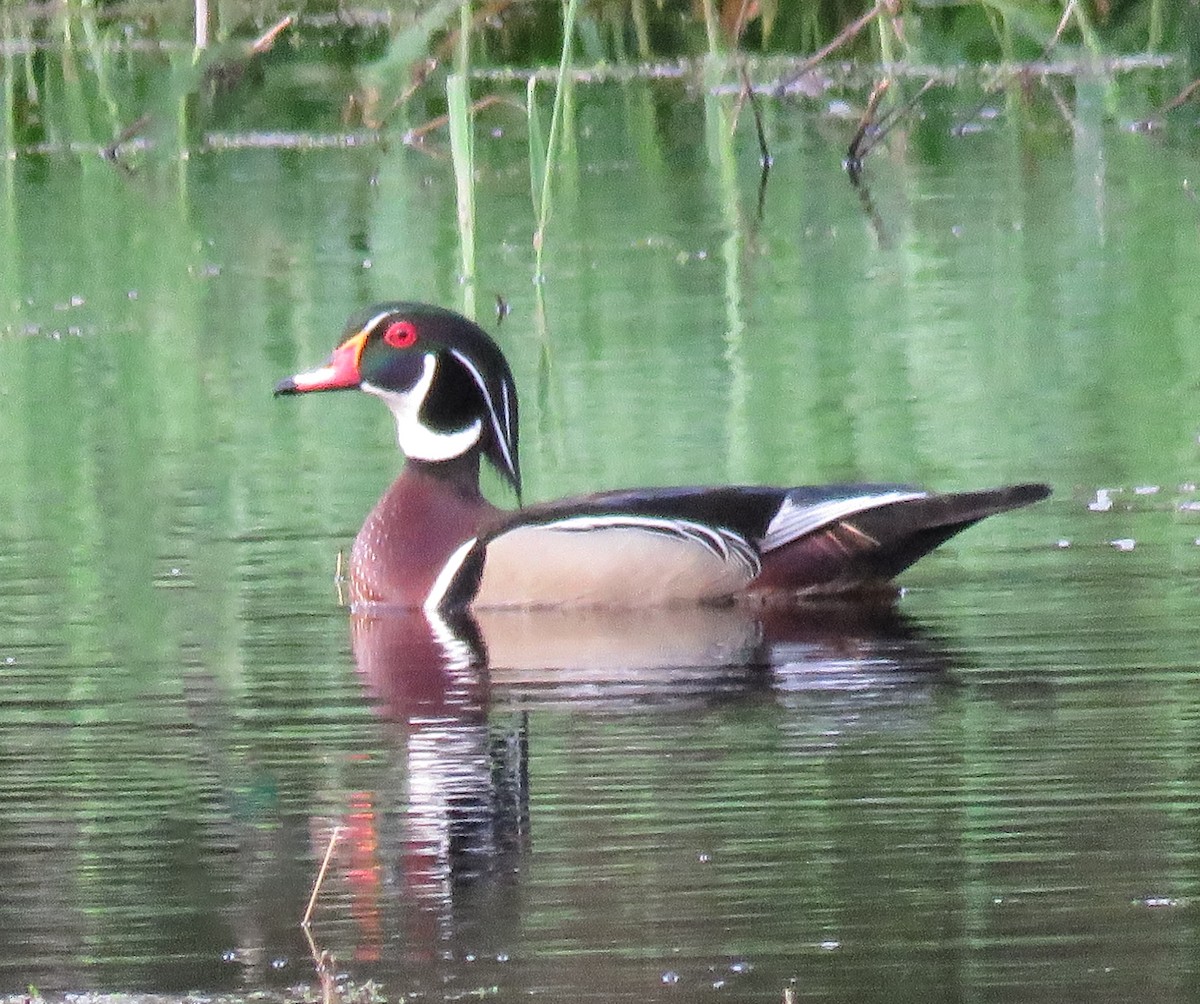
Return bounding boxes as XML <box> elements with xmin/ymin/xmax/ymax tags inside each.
<box><xmin>448</xmin><ymin>2</ymin><xmax>476</xmax><ymax>318</ymax></box>
<box><xmin>532</xmin><ymin>0</ymin><xmax>582</xmax><ymax>282</ymax></box>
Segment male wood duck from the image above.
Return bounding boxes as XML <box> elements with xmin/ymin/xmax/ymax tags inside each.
<box><xmin>275</xmin><ymin>302</ymin><xmax>1050</xmax><ymax>613</ymax></box>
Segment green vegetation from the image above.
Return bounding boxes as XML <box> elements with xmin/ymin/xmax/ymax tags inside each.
<box><xmin>0</xmin><ymin>0</ymin><xmax>1193</xmax><ymax>157</ymax></box>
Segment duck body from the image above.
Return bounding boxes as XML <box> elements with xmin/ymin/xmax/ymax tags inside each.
<box><xmin>276</xmin><ymin>303</ymin><xmax>1050</xmax><ymax>613</ymax></box>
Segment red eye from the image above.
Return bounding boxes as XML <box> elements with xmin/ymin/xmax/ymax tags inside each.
<box><xmin>383</xmin><ymin>320</ymin><xmax>418</xmax><ymax>349</ymax></box>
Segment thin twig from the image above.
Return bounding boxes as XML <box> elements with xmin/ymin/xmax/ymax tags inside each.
<box><xmin>334</xmin><ymin>550</ymin><xmax>346</xmax><ymax>607</ymax></box>
<box><xmin>301</xmin><ymin>926</ymin><xmax>338</xmax><ymax>1004</ymax></box>
<box><xmin>250</xmin><ymin>15</ymin><xmax>292</xmax><ymax>54</ymax></box>
<box><xmin>739</xmin><ymin>65</ymin><xmax>772</xmax><ymax>168</ymax></box>
<box><xmin>1158</xmin><ymin>75</ymin><xmax>1200</xmax><ymax>114</ymax></box>
<box><xmin>401</xmin><ymin>94</ymin><xmax>515</xmax><ymax>148</ymax></box>
<box><xmin>845</xmin><ymin>78</ymin><xmax>890</xmax><ymax>180</ymax></box>
<box><xmin>101</xmin><ymin>113</ymin><xmax>152</xmax><ymax>161</ymax></box>
<box><xmin>866</xmin><ymin>75</ymin><xmax>937</xmax><ymax>145</ymax></box>
<box><xmin>845</xmin><ymin>76</ymin><xmax>939</xmax><ymax>177</ymax></box>
<box><xmin>951</xmin><ymin>0</ymin><xmax>1079</xmax><ymax>137</ymax></box>
<box><xmin>777</xmin><ymin>0</ymin><xmax>886</xmax><ymax>92</ymax></box>
<box><xmin>302</xmin><ymin>825</ymin><xmax>345</xmax><ymax>929</ymax></box>
<box><xmin>1050</xmin><ymin>0</ymin><xmax>1077</xmax><ymax>47</ymax></box>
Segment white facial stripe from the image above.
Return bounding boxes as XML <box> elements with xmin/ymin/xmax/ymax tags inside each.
<box><xmin>361</xmin><ymin>309</ymin><xmax>393</xmax><ymax>335</ymax></box>
<box><xmin>362</xmin><ymin>353</ymin><xmax>483</xmax><ymax>462</ymax></box>
<box><xmin>449</xmin><ymin>347</ymin><xmax>517</xmax><ymax>477</ymax></box>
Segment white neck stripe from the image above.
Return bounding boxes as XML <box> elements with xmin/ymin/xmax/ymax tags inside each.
<box><xmin>363</xmin><ymin>354</ymin><xmax>482</xmax><ymax>462</ymax></box>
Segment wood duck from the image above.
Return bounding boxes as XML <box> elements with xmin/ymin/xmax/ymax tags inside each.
<box><xmin>275</xmin><ymin>302</ymin><xmax>1051</xmax><ymax>613</ymax></box>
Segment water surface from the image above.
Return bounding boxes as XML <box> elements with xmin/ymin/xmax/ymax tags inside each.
<box><xmin>3</xmin><ymin>74</ymin><xmax>1200</xmax><ymax>1001</ymax></box>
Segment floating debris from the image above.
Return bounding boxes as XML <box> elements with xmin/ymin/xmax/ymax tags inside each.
<box><xmin>1088</xmin><ymin>489</ymin><xmax>1115</xmax><ymax>512</ymax></box>
<box><xmin>1110</xmin><ymin>538</ymin><xmax>1136</xmax><ymax>551</ymax></box>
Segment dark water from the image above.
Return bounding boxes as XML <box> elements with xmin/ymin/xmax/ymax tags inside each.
<box><xmin>4</xmin><ymin>71</ymin><xmax>1200</xmax><ymax>1001</ymax></box>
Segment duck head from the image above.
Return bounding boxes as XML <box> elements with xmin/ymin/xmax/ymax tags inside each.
<box><xmin>275</xmin><ymin>302</ymin><xmax>521</xmax><ymax>498</ymax></box>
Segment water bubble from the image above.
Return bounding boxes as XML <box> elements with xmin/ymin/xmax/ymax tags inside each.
<box><xmin>819</xmin><ymin>940</ymin><xmax>840</xmax><ymax>951</ymax></box>
<box><xmin>1133</xmin><ymin>485</ymin><xmax>1159</xmax><ymax>495</ymax></box>
<box><xmin>729</xmin><ymin>960</ymin><xmax>752</xmax><ymax>974</ymax></box>
<box><xmin>1056</xmin><ymin>539</ymin><xmax>1072</xmax><ymax>549</ymax></box>
<box><xmin>1110</xmin><ymin>538</ymin><xmax>1136</xmax><ymax>551</ymax></box>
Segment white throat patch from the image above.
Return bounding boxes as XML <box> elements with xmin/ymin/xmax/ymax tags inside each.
<box><xmin>362</xmin><ymin>353</ymin><xmax>483</xmax><ymax>461</ymax></box>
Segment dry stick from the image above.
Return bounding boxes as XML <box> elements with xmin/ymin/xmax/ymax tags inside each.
<box><xmin>952</xmin><ymin>0</ymin><xmax>1078</xmax><ymax>137</ymax></box>
<box><xmin>101</xmin><ymin>113</ymin><xmax>152</xmax><ymax>160</ymax></box>
<box><xmin>844</xmin><ymin>80</ymin><xmax>894</xmax><ymax>245</ymax></box>
<box><xmin>1045</xmin><ymin>78</ymin><xmax>1076</xmax><ymax>130</ymax></box>
<box><xmin>848</xmin><ymin>75</ymin><xmax>938</xmax><ymax>174</ymax></box>
<box><xmin>777</xmin><ymin>0</ymin><xmax>887</xmax><ymax>93</ymax></box>
<box><xmin>373</xmin><ymin>0</ymin><xmax>514</xmax><ymax>126</ymax></box>
<box><xmin>402</xmin><ymin>94</ymin><xmax>515</xmax><ymax>149</ymax></box>
<box><xmin>845</xmin><ymin>77</ymin><xmax>890</xmax><ymax>179</ymax></box>
<box><xmin>334</xmin><ymin>551</ymin><xmax>345</xmax><ymax>607</ymax></box>
<box><xmin>1162</xmin><ymin>76</ymin><xmax>1200</xmax><ymax>113</ymax></box>
<box><xmin>303</xmin><ymin>825</ymin><xmax>345</xmax><ymax>928</ymax></box>
<box><xmin>736</xmin><ymin>64</ymin><xmax>773</xmax><ymax>220</ymax></box>
<box><xmin>302</xmin><ymin>924</ymin><xmax>337</xmax><ymax>1004</ymax></box>
<box><xmin>302</xmin><ymin>826</ymin><xmax>345</xmax><ymax>1004</ymax></box>
<box><xmin>727</xmin><ymin>0</ymin><xmax>757</xmax><ymax>46</ymax></box>
<box><xmin>739</xmin><ymin>65</ymin><xmax>772</xmax><ymax>168</ymax></box>
<box><xmin>250</xmin><ymin>15</ymin><xmax>293</xmax><ymax>54</ymax></box>
<box><xmin>1134</xmin><ymin>74</ymin><xmax>1200</xmax><ymax>132</ymax></box>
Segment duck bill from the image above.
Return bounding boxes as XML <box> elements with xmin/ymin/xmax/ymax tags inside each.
<box><xmin>274</xmin><ymin>330</ymin><xmax>368</xmax><ymax>395</ymax></box>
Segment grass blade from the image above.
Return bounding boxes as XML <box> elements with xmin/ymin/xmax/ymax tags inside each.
<box><xmin>533</xmin><ymin>0</ymin><xmax>581</xmax><ymax>280</ymax></box>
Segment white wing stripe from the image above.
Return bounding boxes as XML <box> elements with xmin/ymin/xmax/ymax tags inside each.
<box><xmin>545</xmin><ymin>515</ymin><xmax>761</xmax><ymax>578</ymax></box>
<box><xmin>761</xmin><ymin>491</ymin><xmax>928</xmax><ymax>552</ymax></box>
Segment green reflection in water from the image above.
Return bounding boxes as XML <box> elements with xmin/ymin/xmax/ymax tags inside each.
<box><xmin>2</xmin><ymin>75</ymin><xmax>1200</xmax><ymax>999</ymax></box>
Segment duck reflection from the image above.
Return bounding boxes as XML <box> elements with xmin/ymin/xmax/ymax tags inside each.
<box><xmin>325</xmin><ymin>603</ymin><xmax>954</xmax><ymax>973</ymax></box>
<box><xmin>351</xmin><ymin>600</ymin><xmax>952</xmax><ymax>717</ymax></box>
